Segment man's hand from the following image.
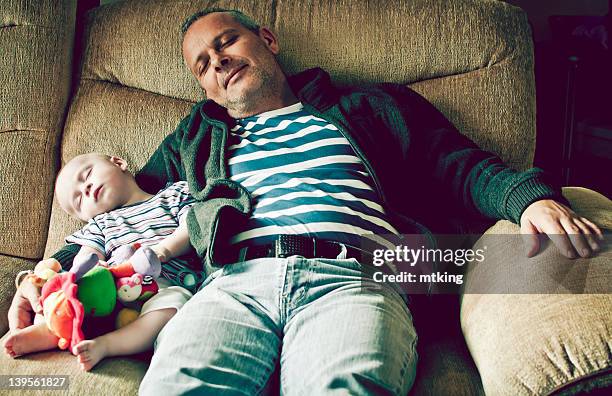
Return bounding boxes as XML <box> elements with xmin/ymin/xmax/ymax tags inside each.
<box><xmin>520</xmin><ymin>199</ymin><xmax>603</xmax><ymax>258</ymax></box>
<box><xmin>7</xmin><ymin>279</ymin><xmax>42</xmax><ymax>332</ymax></box>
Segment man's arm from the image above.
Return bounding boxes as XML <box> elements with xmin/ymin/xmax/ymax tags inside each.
<box><xmin>50</xmin><ymin>244</ymin><xmax>81</xmax><ymax>270</ymax></box>
<box><xmin>383</xmin><ymin>84</ymin><xmax>602</xmax><ymax>258</ymax></box>
<box><xmin>7</xmin><ymin>277</ymin><xmax>42</xmax><ymax>332</ymax></box>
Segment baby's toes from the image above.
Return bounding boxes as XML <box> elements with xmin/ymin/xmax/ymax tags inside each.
<box><xmin>77</xmin><ymin>351</ymin><xmax>91</xmax><ymax>363</ymax></box>
<box><xmin>4</xmin><ymin>346</ymin><xmax>16</xmax><ymax>358</ymax></box>
<box><xmin>3</xmin><ymin>336</ymin><xmax>17</xmax><ymax>357</ymax></box>
<box><xmin>79</xmin><ymin>360</ymin><xmax>95</xmax><ymax>372</ymax></box>
<box><xmin>72</xmin><ymin>341</ymin><xmax>90</xmax><ymax>355</ymax></box>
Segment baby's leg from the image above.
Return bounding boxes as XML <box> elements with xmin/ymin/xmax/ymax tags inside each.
<box><xmin>72</xmin><ymin>308</ymin><xmax>176</xmax><ymax>371</ymax></box>
<box><xmin>3</xmin><ymin>322</ymin><xmax>59</xmax><ymax>358</ymax></box>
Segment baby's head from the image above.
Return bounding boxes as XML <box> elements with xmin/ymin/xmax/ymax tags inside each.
<box><xmin>55</xmin><ymin>153</ymin><xmax>136</xmax><ymax>222</ymax></box>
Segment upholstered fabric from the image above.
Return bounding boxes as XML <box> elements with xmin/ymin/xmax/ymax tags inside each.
<box><xmin>0</xmin><ymin>0</ymin><xmax>76</xmax><ymax>259</ymax></box>
<box><xmin>2</xmin><ymin>0</ymin><xmax>611</xmax><ymax>394</ymax></box>
<box><xmin>276</xmin><ymin>0</ymin><xmax>536</xmax><ymax>170</ymax></box>
<box><xmin>461</xmin><ymin>187</ymin><xmax>612</xmax><ymax>395</ymax></box>
<box><xmin>0</xmin><ymin>337</ymin><xmax>148</xmax><ymax>395</ymax></box>
<box><xmin>80</xmin><ymin>0</ymin><xmax>535</xmax><ymax>169</ymax></box>
<box><xmin>409</xmin><ymin>295</ymin><xmax>485</xmax><ymax>396</ymax></box>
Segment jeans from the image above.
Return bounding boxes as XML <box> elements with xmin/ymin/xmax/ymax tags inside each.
<box><xmin>139</xmin><ymin>253</ymin><xmax>418</xmax><ymax>396</ymax></box>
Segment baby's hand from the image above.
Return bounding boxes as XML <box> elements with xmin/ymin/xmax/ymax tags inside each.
<box><xmin>150</xmin><ymin>245</ymin><xmax>171</xmax><ymax>263</ymax></box>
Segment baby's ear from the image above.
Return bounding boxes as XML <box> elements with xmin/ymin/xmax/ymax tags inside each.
<box><xmin>110</xmin><ymin>156</ymin><xmax>129</xmax><ymax>171</ymax></box>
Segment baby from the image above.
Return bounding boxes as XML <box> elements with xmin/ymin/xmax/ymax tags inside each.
<box><xmin>3</xmin><ymin>153</ymin><xmax>199</xmax><ymax>371</ymax></box>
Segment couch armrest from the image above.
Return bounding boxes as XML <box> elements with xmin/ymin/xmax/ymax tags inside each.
<box><xmin>460</xmin><ymin>188</ymin><xmax>612</xmax><ymax>394</ymax></box>
<box><xmin>0</xmin><ymin>254</ymin><xmax>38</xmax><ymax>335</ymax></box>
<box><xmin>562</xmin><ymin>186</ymin><xmax>612</xmax><ymax>229</ymax></box>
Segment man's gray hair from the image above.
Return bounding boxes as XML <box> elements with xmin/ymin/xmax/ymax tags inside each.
<box><xmin>181</xmin><ymin>8</ymin><xmax>260</xmax><ymax>37</ymax></box>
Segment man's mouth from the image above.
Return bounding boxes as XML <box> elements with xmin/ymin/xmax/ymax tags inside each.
<box><xmin>224</xmin><ymin>65</ymin><xmax>247</xmax><ymax>89</ymax></box>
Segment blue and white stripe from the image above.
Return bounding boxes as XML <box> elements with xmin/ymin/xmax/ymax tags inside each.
<box><xmin>228</xmin><ymin>102</ymin><xmax>398</xmax><ymax>248</ymax></box>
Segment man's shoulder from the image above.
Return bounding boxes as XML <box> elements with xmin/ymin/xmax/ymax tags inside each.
<box><xmin>334</xmin><ymin>81</ymin><xmax>421</xmax><ymax>112</ymax></box>
<box><xmin>338</xmin><ymin>78</ymin><xmax>415</xmax><ymax>98</ymax></box>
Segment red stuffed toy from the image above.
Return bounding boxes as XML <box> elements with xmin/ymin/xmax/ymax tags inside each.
<box><xmin>39</xmin><ymin>272</ymin><xmax>85</xmax><ymax>351</ymax></box>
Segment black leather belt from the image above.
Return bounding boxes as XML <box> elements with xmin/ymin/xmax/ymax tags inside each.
<box><xmin>238</xmin><ymin>234</ymin><xmax>372</xmax><ymax>262</ymax></box>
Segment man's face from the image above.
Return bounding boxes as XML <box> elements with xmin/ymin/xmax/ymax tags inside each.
<box><xmin>182</xmin><ymin>12</ymin><xmax>283</xmax><ymax>117</ymax></box>
<box><xmin>56</xmin><ymin>154</ymin><xmax>132</xmax><ymax>222</ymax></box>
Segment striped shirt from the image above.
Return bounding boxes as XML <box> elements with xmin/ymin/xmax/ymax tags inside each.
<box><xmin>66</xmin><ymin>181</ymin><xmax>201</xmax><ymax>291</ymax></box>
<box><xmin>227</xmin><ymin>102</ymin><xmax>399</xmax><ymax>249</ymax></box>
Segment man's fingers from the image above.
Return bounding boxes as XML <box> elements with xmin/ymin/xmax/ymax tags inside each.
<box><xmin>518</xmin><ymin>199</ymin><xmax>604</xmax><ymax>259</ymax></box>
<box><xmin>560</xmin><ymin>217</ymin><xmax>594</xmax><ymax>258</ymax></box>
<box><xmin>8</xmin><ymin>294</ymin><xmax>33</xmax><ymax>332</ymax></box>
<box><xmin>20</xmin><ymin>281</ymin><xmax>42</xmax><ymax>313</ymax></box>
<box><xmin>539</xmin><ymin>222</ymin><xmax>576</xmax><ymax>259</ymax></box>
<box><xmin>520</xmin><ymin>220</ymin><xmax>540</xmax><ymax>257</ymax></box>
<box><xmin>15</xmin><ymin>309</ymin><xmax>33</xmax><ymax>330</ymax></box>
<box><xmin>28</xmin><ymin>293</ymin><xmax>42</xmax><ymax>314</ymax></box>
<box><xmin>581</xmin><ymin>217</ymin><xmax>604</xmax><ymax>240</ymax></box>
<box><xmin>574</xmin><ymin>218</ymin><xmax>600</xmax><ymax>252</ymax></box>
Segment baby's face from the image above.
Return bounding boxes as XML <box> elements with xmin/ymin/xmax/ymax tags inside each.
<box><xmin>56</xmin><ymin>154</ymin><xmax>131</xmax><ymax>222</ymax></box>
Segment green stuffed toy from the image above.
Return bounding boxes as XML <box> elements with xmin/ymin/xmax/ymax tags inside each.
<box><xmin>77</xmin><ymin>265</ymin><xmax>116</xmax><ymax>317</ymax></box>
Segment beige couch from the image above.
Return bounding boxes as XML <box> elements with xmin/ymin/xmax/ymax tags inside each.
<box><xmin>1</xmin><ymin>0</ymin><xmax>610</xmax><ymax>394</ymax></box>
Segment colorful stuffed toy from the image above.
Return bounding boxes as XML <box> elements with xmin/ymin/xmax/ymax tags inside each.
<box><xmin>37</xmin><ymin>245</ymin><xmax>161</xmax><ymax>354</ymax></box>
<box><xmin>116</xmin><ymin>274</ymin><xmax>159</xmax><ymax>304</ymax></box>
<box><xmin>39</xmin><ymin>272</ymin><xmax>85</xmax><ymax>351</ymax></box>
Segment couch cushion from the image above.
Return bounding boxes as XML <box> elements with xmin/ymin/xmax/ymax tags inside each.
<box><xmin>0</xmin><ymin>333</ymin><xmax>146</xmax><ymax>395</ymax></box>
<box><xmin>276</xmin><ymin>0</ymin><xmax>537</xmax><ymax>171</ymax></box>
<box><xmin>462</xmin><ymin>292</ymin><xmax>612</xmax><ymax>395</ymax></box>
<box><xmin>410</xmin><ymin>337</ymin><xmax>485</xmax><ymax>396</ymax></box>
<box><xmin>461</xmin><ymin>188</ymin><xmax>612</xmax><ymax>394</ymax></box>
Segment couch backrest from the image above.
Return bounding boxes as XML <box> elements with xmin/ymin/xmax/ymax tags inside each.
<box><xmin>0</xmin><ymin>0</ymin><xmax>76</xmax><ymax>259</ymax></box>
<box><xmin>44</xmin><ymin>0</ymin><xmax>536</xmax><ymax>256</ymax></box>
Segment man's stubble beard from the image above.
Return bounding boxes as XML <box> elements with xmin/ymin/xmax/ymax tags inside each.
<box><xmin>223</xmin><ymin>66</ymin><xmax>281</xmax><ymax>117</ymax></box>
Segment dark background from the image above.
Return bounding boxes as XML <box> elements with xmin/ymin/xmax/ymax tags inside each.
<box><xmin>78</xmin><ymin>0</ymin><xmax>612</xmax><ymax>198</ymax></box>
<box><xmin>505</xmin><ymin>0</ymin><xmax>612</xmax><ymax>198</ymax></box>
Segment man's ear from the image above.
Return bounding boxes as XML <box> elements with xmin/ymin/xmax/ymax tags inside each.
<box><xmin>258</xmin><ymin>27</ymin><xmax>280</xmax><ymax>55</ymax></box>
<box><xmin>110</xmin><ymin>156</ymin><xmax>129</xmax><ymax>171</ymax></box>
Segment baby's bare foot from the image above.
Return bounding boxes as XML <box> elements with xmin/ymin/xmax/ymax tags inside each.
<box><xmin>3</xmin><ymin>335</ymin><xmax>17</xmax><ymax>358</ymax></box>
<box><xmin>3</xmin><ymin>324</ymin><xmax>59</xmax><ymax>358</ymax></box>
<box><xmin>73</xmin><ymin>339</ymin><xmax>108</xmax><ymax>371</ymax></box>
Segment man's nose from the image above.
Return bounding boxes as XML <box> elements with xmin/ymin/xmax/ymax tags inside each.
<box><xmin>212</xmin><ymin>53</ymin><xmax>231</xmax><ymax>72</ymax></box>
